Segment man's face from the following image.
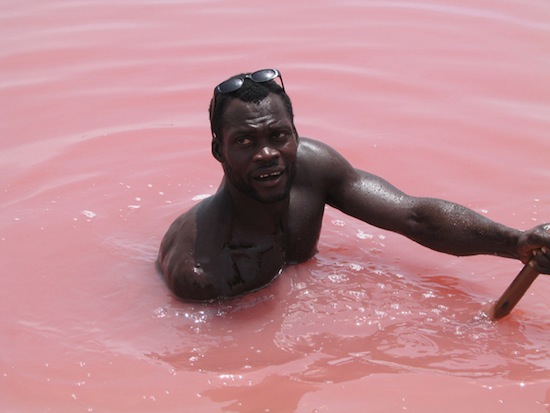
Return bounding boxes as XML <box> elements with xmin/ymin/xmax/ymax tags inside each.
<box><xmin>214</xmin><ymin>93</ymin><xmax>298</xmax><ymax>203</ymax></box>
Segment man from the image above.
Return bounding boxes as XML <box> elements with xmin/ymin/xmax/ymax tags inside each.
<box><xmin>157</xmin><ymin>68</ymin><xmax>550</xmax><ymax>301</ymax></box>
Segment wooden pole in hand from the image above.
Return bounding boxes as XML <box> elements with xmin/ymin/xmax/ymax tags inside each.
<box><xmin>491</xmin><ymin>259</ymin><xmax>539</xmax><ymax>320</ymax></box>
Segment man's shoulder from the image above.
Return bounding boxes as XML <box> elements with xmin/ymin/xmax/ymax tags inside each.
<box><xmin>296</xmin><ymin>137</ymin><xmax>355</xmax><ymax>184</ymax></box>
<box><xmin>163</xmin><ymin>201</ymin><xmax>200</xmax><ymax>233</ymax></box>
<box><xmin>298</xmin><ymin>137</ymin><xmax>351</xmax><ymax>164</ymax></box>
<box><xmin>298</xmin><ymin>137</ymin><xmax>334</xmax><ymax>156</ymax></box>
<box><xmin>163</xmin><ymin>194</ymin><xmax>225</xmax><ymax>239</ymax></box>
<box><xmin>157</xmin><ymin>195</ymin><xmax>229</xmax><ymax>300</ymax></box>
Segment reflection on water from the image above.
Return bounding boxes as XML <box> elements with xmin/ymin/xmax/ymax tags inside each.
<box><xmin>2</xmin><ymin>0</ymin><xmax>550</xmax><ymax>411</ymax></box>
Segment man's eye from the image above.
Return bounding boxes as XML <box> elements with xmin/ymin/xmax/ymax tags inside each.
<box><xmin>272</xmin><ymin>131</ymin><xmax>289</xmax><ymax>142</ymax></box>
<box><xmin>236</xmin><ymin>137</ymin><xmax>252</xmax><ymax>146</ymax></box>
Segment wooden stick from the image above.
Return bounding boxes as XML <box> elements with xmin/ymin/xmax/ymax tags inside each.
<box><xmin>491</xmin><ymin>259</ymin><xmax>539</xmax><ymax>320</ymax></box>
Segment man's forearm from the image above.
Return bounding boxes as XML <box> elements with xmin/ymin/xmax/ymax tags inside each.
<box><xmin>404</xmin><ymin>198</ymin><xmax>521</xmax><ymax>259</ymax></box>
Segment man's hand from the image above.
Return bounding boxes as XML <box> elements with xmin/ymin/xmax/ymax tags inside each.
<box><xmin>517</xmin><ymin>223</ymin><xmax>550</xmax><ymax>274</ymax></box>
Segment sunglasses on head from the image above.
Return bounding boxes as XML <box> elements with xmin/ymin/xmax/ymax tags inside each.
<box><xmin>210</xmin><ymin>69</ymin><xmax>285</xmax><ymax>125</ymax></box>
<box><xmin>214</xmin><ymin>68</ymin><xmax>285</xmax><ymax>95</ymax></box>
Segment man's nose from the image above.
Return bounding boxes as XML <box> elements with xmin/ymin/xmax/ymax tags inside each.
<box><xmin>253</xmin><ymin>145</ymin><xmax>280</xmax><ymax>162</ymax></box>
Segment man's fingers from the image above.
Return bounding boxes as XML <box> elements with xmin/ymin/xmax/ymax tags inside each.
<box><xmin>531</xmin><ymin>247</ymin><xmax>550</xmax><ymax>274</ymax></box>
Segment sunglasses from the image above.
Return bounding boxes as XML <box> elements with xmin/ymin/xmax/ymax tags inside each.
<box><xmin>214</xmin><ymin>68</ymin><xmax>285</xmax><ymax>95</ymax></box>
<box><xmin>210</xmin><ymin>69</ymin><xmax>285</xmax><ymax>124</ymax></box>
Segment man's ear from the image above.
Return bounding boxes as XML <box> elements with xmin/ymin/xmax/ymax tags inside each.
<box><xmin>211</xmin><ymin>136</ymin><xmax>224</xmax><ymax>162</ymax></box>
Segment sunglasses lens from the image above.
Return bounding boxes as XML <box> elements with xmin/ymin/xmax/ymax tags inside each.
<box><xmin>250</xmin><ymin>69</ymin><xmax>278</xmax><ymax>83</ymax></box>
<box><xmin>216</xmin><ymin>77</ymin><xmax>244</xmax><ymax>94</ymax></box>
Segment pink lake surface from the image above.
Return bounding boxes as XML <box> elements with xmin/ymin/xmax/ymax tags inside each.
<box><xmin>2</xmin><ymin>0</ymin><xmax>550</xmax><ymax>412</ymax></box>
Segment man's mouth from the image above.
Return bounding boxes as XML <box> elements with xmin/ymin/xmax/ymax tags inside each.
<box><xmin>256</xmin><ymin>171</ymin><xmax>283</xmax><ymax>181</ymax></box>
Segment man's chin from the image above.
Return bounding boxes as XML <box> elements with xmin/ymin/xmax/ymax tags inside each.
<box><xmin>253</xmin><ymin>169</ymin><xmax>296</xmax><ymax>203</ymax></box>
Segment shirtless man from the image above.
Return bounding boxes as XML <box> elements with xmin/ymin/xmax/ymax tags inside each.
<box><xmin>157</xmin><ymin>68</ymin><xmax>550</xmax><ymax>301</ymax></box>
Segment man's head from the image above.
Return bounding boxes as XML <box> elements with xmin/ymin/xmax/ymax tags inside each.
<box><xmin>209</xmin><ymin>69</ymin><xmax>295</xmax><ymax>141</ymax></box>
<box><xmin>208</xmin><ymin>69</ymin><xmax>299</xmax><ymax>203</ymax></box>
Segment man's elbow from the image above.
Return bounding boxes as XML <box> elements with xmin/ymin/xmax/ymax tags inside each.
<box><xmin>402</xmin><ymin>206</ymin><xmax>448</xmax><ymax>250</ymax></box>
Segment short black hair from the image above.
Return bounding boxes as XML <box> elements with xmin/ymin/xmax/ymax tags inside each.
<box><xmin>209</xmin><ymin>75</ymin><xmax>294</xmax><ymax>140</ymax></box>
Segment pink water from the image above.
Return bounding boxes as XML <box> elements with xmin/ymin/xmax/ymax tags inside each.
<box><xmin>2</xmin><ymin>0</ymin><xmax>550</xmax><ymax>412</ymax></box>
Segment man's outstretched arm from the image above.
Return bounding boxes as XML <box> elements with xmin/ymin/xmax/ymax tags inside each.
<box><xmin>314</xmin><ymin>141</ymin><xmax>550</xmax><ymax>273</ymax></box>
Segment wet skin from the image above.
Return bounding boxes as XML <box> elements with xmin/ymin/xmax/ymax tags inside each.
<box><xmin>157</xmin><ymin>93</ymin><xmax>550</xmax><ymax>301</ymax></box>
